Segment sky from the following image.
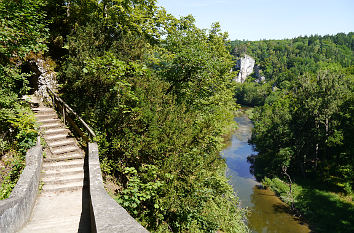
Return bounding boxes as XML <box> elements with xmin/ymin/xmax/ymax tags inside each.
<box><xmin>157</xmin><ymin>0</ymin><xmax>354</xmax><ymax>41</ymax></box>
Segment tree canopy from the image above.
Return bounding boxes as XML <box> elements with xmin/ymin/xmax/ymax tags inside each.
<box><xmin>47</xmin><ymin>0</ymin><xmax>248</xmax><ymax>232</ymax></box>
<box><xmin>231</xmin><ymin>33</ymin><xmax>353</xmax><ymax>106</ymax></box>
<box><xmin>0</xmin><ymin>0</ymin><xmax>47</xmax><ymax>199</ymax></box>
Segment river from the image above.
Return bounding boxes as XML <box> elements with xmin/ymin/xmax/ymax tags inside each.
<box><xmin>221</xmin><ymin>114</ymin><xmax>310</xmax><ymax>233</ymax></box>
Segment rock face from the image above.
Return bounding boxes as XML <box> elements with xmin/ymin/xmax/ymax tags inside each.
<box><xmin>234</xmin><ymin>54</ymin><xmax>266</xmax><ymax>83</ymax></box>
<box><xmin>254</xmin><ymin>65</ymin><xmax>266</xmax><ymax>83</ymax></box>
<box><xmin>34</xmin><ymin>58</ymin><xmax>58</xmax><ymax>101</ymax></box>
<box><xmin>235</xmin><ymin>54</ymin><xmax>255</xmax><ymax>83</ymax></box>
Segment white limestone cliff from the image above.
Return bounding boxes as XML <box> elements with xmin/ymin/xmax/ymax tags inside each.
<box><xmin>234</xmin><ymin>54</ymin><xmax>266</xmax><ymax>83</ymax></box>
<box><xmin>235</xmin><ymin>54</ymin><xmax>255</xmax><ymax>83</ymax></box>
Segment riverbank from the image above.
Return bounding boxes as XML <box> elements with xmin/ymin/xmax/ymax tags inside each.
<box><xmin>235</xmin><ymin>107</ymin><xmax>254</xmax><ymax>119</ymax></box>
<box><xmin>223</xmin><ymin>115</ymin><xmax>310</xmax><ymax>232</ymax></box>
<box><xmin>222</xmin><ymin>107</ymin><xmax>254</xmax><ymax>146</ymax></box>
<box><xmin>263</xmin><ymin>177</ymin><xmax>354</xmax><ymax>233</ymax></box>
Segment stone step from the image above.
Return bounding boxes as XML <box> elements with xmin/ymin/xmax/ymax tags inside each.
<box><xmin>44</xmin><ymin>153</ymin><xmax>84</xmax><ymax>162</ymax></box>
<box><xmin>40</xmin><ymin>122</ymin><xmax>63</xmax><ymax>129</ymax></box>
<box><xmin>43</xmin><ymin>159</ymin><xmax>84</xmax><ymax>170</ymax></box>
<box><xmin>43</xmin><ymin>166</ymin><xmax>83</xmax><ymax>177</ymax></box>
<box><xmin>41</xmin><ymin>182</ymin><xmax>84</xmax><ymax>193</ymax></box>
<box><xmin>47</xmin><ymin>139</ymin><xmax>76</xmax><ymax>148</ymax></box>
<box><xmin>42</xmin><ymin>174</ymin><xmax>84</xmax><ymax>185</ymax></box>
<box><xmin>19</xmin><ymin>216</ymin><xmax>81</xmax><ymax>233</ymax></box>
<box><xmin>44</xmin><ymin>128</ymin><xmax>70</xmax><ymax>135</ymax></box>
<box><xmin>51</xmin><ymin>145</ymin><xmax>80</xmax><ymax>155</ymax></box>
<box><xmin>36</xmin><ymin>113</ymin><xmax>57</xmax><ymax>119</ymax></box>
<box><xmin>33</xmin><ymin>107</ymin><xmax>55</xmax><ymax>113</ymax></box>
<box><xmin>37</xmin><ymin>118</ymin><xmax>60</xmax><ymax>124</ymax></box>
<box><xmin>44</xmin><ymin>133</ymin><xmax>68</xmax><ymax>141</ymax></box>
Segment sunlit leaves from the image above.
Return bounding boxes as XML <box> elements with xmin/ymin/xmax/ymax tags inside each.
<box><xmin>249</xmin><ymin>68</ymin><xmax>353</xmax><ymax>191</ymax></box>
<box><xmin>0</xmin><ymin>0</ymin><xmax>48</xmax><ymax>59</ymax></box>
<box><xmin>59</xmin><ymin>1</ymin><xmax>247</xmax><ymax>232</ymax></box>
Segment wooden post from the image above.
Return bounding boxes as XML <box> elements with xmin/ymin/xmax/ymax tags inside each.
<box><xmin>51</xmin><ymin>95</ymin><xmax>54</xmax><ymax>108</ymax></box>
<box><xmin>46</xmin><ymin>87</ymin><xmax>96</xmax><ymax>142</ymax></box>
<box><xmin>63</xmin><ymin>103</ymin><xmax>66</xmax><ymax>125</ymax></box>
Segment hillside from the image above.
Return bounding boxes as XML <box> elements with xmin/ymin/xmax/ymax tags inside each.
<box><xmin>0</xmin><ymin>1</ymin><xmax>248</xmax><ymax>232</ymax></box>
<box><xmin>231</xmin><ymin>33</ymin><xmax>353</xmax><ymax>106</ymax></box>
<box><xmin>231</xmin><ymin>34</ymin><xmax>354</xmax><ymax>232</ymax></box>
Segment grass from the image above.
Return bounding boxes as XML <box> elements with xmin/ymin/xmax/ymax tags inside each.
<box><xmin>0</xmin><ymin>150</ymin><xmax>26</xmax><ymax>199</ymax></box>
<box><xmin>38</xmin><ymin>181</ymin><xmax>45</xmax><ymax>193</ymax></box>
<box><xmin>263</xmin><ymin>177</ymin><xmax>354</xmax><ymax>233</ymax></box>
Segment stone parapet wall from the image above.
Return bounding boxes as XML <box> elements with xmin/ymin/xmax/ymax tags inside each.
<box><xmin>0</xmin><ymin>138</ymin><xmax>43</xmax><ymax>233</ymax></box>
<box><xmin>88</xmin><ymin>143</ymin><xmax>149</xmax><ymax>233</ymax></box>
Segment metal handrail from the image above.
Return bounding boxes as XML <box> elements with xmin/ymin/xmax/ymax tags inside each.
<box><xmin>47</xmin><ymin>87</ymin><xmax>96</xmax><ymax>141</ymax></box>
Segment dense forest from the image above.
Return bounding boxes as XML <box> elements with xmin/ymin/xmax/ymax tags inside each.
<box><xmin>231</xmin><ymin>33</ymin><xmax>353</xmax><ymax>106</ymax></box>
<box><xmin>231</xmin><ymin>34</ymin><xmax>354</xmax><ymax>231</ymax></box>
<box><xmin>1</xmin><ymin>0</ymin><xmax>353</xmax><ymax>232</ymax></box>
<box><xmin>0</xmin><ymin>0</ymin><xmax>248</xmax><ymax>232</ymax></box>
<box><xmin>0</xmin><ymin>0</ymin><xmax>42</xmax><ymax>198</ymax></box>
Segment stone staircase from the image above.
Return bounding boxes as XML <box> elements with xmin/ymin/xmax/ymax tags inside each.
<box><xmin>35</xmin><ymin>107</ymin><xmax>85</xmax><ymax>193</ymax></box>
<box><xmin>18</xmin><ymin>103</ymin><xmax>90</xmax><ymax>233</ymax></box>
<box><xmin>8</xmin><ymin>95</ymin><xmax>148</xmax><ymax>233</ymax></box>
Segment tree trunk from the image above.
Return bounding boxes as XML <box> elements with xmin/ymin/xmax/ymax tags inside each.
<box><xmin>282</xmin><ymin>166</ymin><xmax>295</xmax><ymax>211</ymax></box>
<box><xmin>66</xmin><ymin>0</ymin><xmax>71</xmax><ymax>17</ymax></box>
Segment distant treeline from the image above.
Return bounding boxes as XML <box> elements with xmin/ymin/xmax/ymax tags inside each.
<box><xmin>231</xmin><ymin>33</ymin><xmax>353</xmax><ymax>106</ymax></box>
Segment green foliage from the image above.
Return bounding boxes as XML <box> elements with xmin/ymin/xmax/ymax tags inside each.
<box><xmin>248</xmin><ymin>91</ymin><xmax>293</xmax><ymax>179</ymax></box>
<box><xmin>0</xmin><ymin>86</ymin><xmax>38</xmax><ymax>155</ymax></box>
<box><xmin>0</xmin><ymin>0</ymin><xmax>45</xmax><ymax>200</ymax></box>
<box><xmin>231</xmin><ymin>33</ymin><xmax>353</xmax><ymax>106</ymax></box>
<box><xmin>0</xmin><ymin>100</ymin><xmax>38</xmax><ymax>200</ymax></box>
<box><xmin>233</xmin><ymin>33</ymin><xmax>354</xmax><ymax>233</ymax></box>
<box><xmin>57</xmin><ymin>0</ymin><xmax>248</xmax><ymax>232</ymax></box>
<box><xmin>231</xmin><ymin>33</ymin><xmax>353</xmax><ymax>77</ymax></box>
<box><xmin>264</xmin><ymin>177</ymin><xmax>354</xmax><ymax>233</ymax></box>
<box><xmin>249</xmin><ymin>67</ymin><xmax>353</xmax><ymax>192</ymax></box>
<box><xmin>263</xmin><ymin>177</ymin><xmax>300</xmax><ymax>204</ymax></box>
<box><xmin>0</xmin><ymin>152</ymin><xmax>25</xmax><ymax>199</ymax></box>
<box><xmin>234</xmin><ymin>81</ymin><xmax>271</xmax><ymax>106</ymax></box>
<box><xmin>0</xmin><ymin>0</ymin><xmax>48</xmax><ymax>59</ymax></box>
<box><xmin>116</xmin><ymin>165</ymin><xmax>164</xmax><ymax>217</ymax></box>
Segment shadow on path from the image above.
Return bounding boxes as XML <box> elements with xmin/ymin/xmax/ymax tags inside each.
<box><xmin>78</xmin><ymin>153</ymin><xmax>91</xmax><ymax>232</ymax></box>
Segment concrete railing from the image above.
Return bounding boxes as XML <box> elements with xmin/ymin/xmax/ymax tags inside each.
<box><xmin>0</xmin><ymin>138</ymin><xmax>42</xmax><ymax>233</ymax></box>
<box><xmin>88</xmin><ymin>143</ymin><xmax>149</xmax><ymax>233</ymax></box>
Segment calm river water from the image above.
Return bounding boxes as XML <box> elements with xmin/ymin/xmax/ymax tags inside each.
<box><xmin>222</xmin><ymin>115</ymin><xmax>310</xmax><ymax>233</ymax></box>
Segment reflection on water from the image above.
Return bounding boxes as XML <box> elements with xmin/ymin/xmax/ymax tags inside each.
<box><xmin>221</xmin><ymin>115</ymin><xmax>310</xmax><ymax>233</ymax></box>
<box><xmin>248</xmin><ymin>187</ymin><xmax>309</xmax><ymax>233</ymax></box>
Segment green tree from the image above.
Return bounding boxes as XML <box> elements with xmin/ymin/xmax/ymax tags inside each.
<box><xmin>249</xmin><ymin>67</ymin><xmax>353</xmax><ymax>191</ymax></box>
<box><xmin>0</xmin><ymin>0</ymin><xmax>47</xmax><ymax>199</ymax></box>
<box><xmin>231</xmin><ymin>33</ymin><xmax>353</xmax><ymax>107</ymax></box>
<box><xmin>58</xmin><ymin>1</ymin><xmax>248</xmax><ymax>232</ymax></box>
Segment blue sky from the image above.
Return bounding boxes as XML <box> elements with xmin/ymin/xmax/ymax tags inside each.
<box><xmin>157</xmin><ymin>0</ymin><xmax>354</xmax><ymax>41</ymax></box>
